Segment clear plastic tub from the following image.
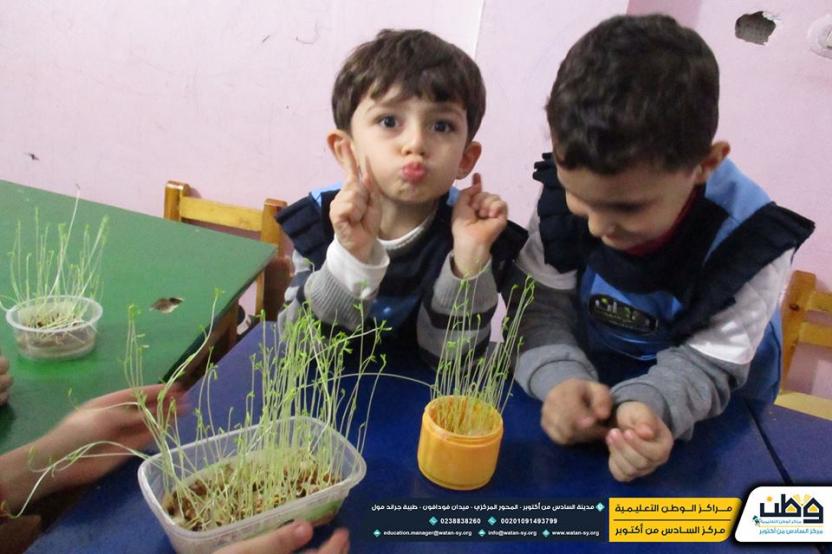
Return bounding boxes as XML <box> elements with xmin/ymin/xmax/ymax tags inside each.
<box><xmin>5</xmin><ymin>295</ymin><xmax>102</xmax><ymax>361</ymax></box>
<box><xmin>138</xmin><ymin>416</ymin><xmax>366</xmax><ymax>554</ymax></box>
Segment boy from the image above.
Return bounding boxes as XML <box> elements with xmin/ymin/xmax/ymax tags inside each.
<box><xmin>277</xmin><ymin>30</ymin><xmax>526</xmax><ymax>361</ymax></box>
<box><xmin>512</xmin><ymin>15</ymin><xmax>814</xmax><ymax>481</ymax></box>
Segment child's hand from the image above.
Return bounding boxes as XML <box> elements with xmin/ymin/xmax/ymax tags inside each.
<box><xmin>216</xmin><ymin>520</ymin><xmax>349</xmax><ymax>554</ymax></box>
<box><xmin>0</xmin><ymin>355</ymin><xmax>12</xmax><ymax>405</ymax></box>
<box><xmin>451</xmin><ymin>173</ymin><xmax>508</xmax><ymax>278</ymax></box>
<box><xmin>606</xmin><ymin>401</ymin><xmax>673</xmax><ymax>482</ymax></box>
<box><xmin>329</xmin><ymin>146</ymin><xmax>382</xmax><ymax>263</ymax></box>
<box><xmin>541</xmin><ymin>378</ymin><xmax>612</xmax><ymax>445</ymax></box>
<box><xmin>35</xmin><ymin>385</ymin><xmax>186</xmax><ymax>493</ymax></box>
<box><xmin>1</xmin><ymin>384</ymin><xmax>187</xmax><ymax>514</ymax></box>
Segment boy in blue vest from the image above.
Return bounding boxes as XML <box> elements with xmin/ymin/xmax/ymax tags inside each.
<box><xmin>512</xmin><ymin>15</ymin><xmax>814</xmax><ymax>481</ymax></box>
<box><xmin>277</xmin><ymin>30</ymin><xmax>526</xmax><ymax>362</ymax></box>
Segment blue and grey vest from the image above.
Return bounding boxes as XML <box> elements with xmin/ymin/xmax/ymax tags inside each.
<box><xmin>278</xmin><ymin>186</ymin><xmax>528</xmax><ymax>341</ymax></box>
<box><xmin>534</xmin><ymin>154</ymin><xmax>814</xmax><ymax>403</ymax></box>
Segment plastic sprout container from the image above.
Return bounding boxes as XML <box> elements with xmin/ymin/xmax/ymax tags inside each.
<box><xmin>417</xmin><ymin>395</ymin><xmax>504</xmax><ymax>490</ymax></box>
<box><xmin>5</xmin><ymin>295</ymin><xmax>103</xmax><ymax>361</ymax></box>
<box><xmin>138</xmin><ymin>416</ymin><xmax>366</xmax><ymax>554</ymax></box>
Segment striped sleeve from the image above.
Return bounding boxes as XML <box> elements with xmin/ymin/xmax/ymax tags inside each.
<box><xmin>416</xmin><ymin>253</ymin><xmax>498</xmax><ymax>366</ymax></box>
<box><xmin>277</xmin><ymin>248</ymin><xmax>377</xmax><ymax>336</ymax></box>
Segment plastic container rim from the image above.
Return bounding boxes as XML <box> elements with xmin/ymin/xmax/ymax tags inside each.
<box><xmin>5</xmin><ymin>295</ymin><xmax>102</xmax><ymax>334</ymax></box>
<box><xmin>423</xmin><ymin>395</ymin><xmax>503</xmax><ymax>444</ymax></box>
<box><xmin>138</xmin><ymin>415</ymin><xmax>367</xmax><ymax>542</ymax></box>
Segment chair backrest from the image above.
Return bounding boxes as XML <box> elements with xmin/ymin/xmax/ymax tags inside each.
<box><xmin>781</xmin><ymin>270</ymin><xmax>832</xmax><ymax>384</ymax></box>
<box><xmin>163</xmin><ymin>180</ymin><xmax>288</xmax><ymax>320</ymax></box>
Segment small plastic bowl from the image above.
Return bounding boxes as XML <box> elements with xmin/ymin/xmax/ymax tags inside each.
<box><xmin>5</xmin><ymin>295</ymin><xmax>103</xmax><ymax>361</ymax></box>
<box><xmin>417</xmin><ymin>395</ymin><xmax>504</xmax><ymax>491</ymax></box>
<box><xmin>138</xmin><ymin>416</ymin><xmax>366</xmax><ymax>554</ymax></box>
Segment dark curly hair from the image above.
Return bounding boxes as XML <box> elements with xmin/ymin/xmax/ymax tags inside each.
<box><xmin>332</xmin><ymin>29</ymin><xmax>486</xmax><ymax>142</ymax></box>
<box><xmin>546</xmin><ymin>14</ymin><xmax>719</xmax><ymax>174</ymax></box>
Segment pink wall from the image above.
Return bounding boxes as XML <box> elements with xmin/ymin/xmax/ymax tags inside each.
<box><xmin>1</xmin><ymin>2</ymin><xmax>830</xmax><ymax>396</ymax></box>
<box><xmin>0</xmin><ymin>1</ymin><xmax>483</xmax><ymax>213</ymax></box>
<box><xmin>474</xmin><ymin>0</ymin><xmax>628</xmax><ymax>227</ymax></box>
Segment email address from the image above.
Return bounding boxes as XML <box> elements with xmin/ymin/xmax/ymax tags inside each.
<box><xmin>382</xmin><ymin>530</ymin><xmax>474</xmax><ymax>537</ymax></box>
<box><xmin>484</xmin><ymin>530</ymin><xmax>539</xmax><ymax>537</ymax></box>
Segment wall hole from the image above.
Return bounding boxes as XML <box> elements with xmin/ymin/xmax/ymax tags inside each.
<box><xmin>735</xmin><ymin>12</ymin><xmax>777</xmax><ymax>45</ymax></box>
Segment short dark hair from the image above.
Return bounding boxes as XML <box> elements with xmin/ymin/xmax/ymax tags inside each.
<box><xmin>332</xmin><ymin>29</ymin><xmax>486</xmax><ymax>142</ymax></box>
<box><xmin>546</xmin><ymin>14</ymin><xmax>719</xmax><ymax>174</ymax></box>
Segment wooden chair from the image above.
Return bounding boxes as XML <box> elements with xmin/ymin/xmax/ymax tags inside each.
<box><xmin>777</xmin><ymin>270</ymin><xmax>832</xmax><ymax>420</ymax></box>
<box><xmin>163</xmin><ymin>181</ymin><xmax>290</xmax><ymax>379</ymax></box>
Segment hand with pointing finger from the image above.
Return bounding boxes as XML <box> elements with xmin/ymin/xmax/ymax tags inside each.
<box><xmin>450</xmin><ymin>173</ymin><xmax>508</xmax><ymax>278</ymax></box>
<box><xmin>329</xmin><ymin>146</ymin><xmax>382</xmax><ymax>264</ymax></box>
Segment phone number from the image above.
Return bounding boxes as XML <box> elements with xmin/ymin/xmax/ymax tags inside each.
<box><xmin>501</xmin><ymin>517</ymin><xmax>559</xmax><ymax>525</ymax></box>
<box><xmin>439</xmin><ymin>518</ymin><xmax>482</xmax><ymax>525</ymax></box>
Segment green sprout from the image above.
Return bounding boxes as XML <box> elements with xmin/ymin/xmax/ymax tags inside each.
<box><xmin>133</xmin><ymin>303</ymin><xmax>386</xmax><ymax>531</ymax></box>
<box><xmin>8</xmin><ymin>272</ymin><xmax>535</xmax><ymax>529</ymax></box>
<box><xmin>430</xmin><ymin>276</ymin><xmax>535</xmax><ymax>436</ymax></box>
<box><xmin>1</xmin><ymin>189</ymin><xmax>108</xmax><ymax>330</ymax></box>
<box><xmin>12</xmin><ymin>296</ymin><xmax>386</xmax><ymax>531</ymax></box>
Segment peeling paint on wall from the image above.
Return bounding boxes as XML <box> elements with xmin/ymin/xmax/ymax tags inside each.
<box><xmin>735</xmin><ymin>11</ymin><xmax>777</xmax><ymax>45</ymax></box>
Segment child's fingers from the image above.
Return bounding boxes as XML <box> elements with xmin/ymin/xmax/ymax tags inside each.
<box><xmin>475</xmin><ymin>194</ymin><xmax>508</xmax><ymax>219</ymax></box>
<box><xmin>624</xmin><ymin>427</ymin><xmax>671</xmax><ymax>464</ymax></box>
<box><xmin>112</xmin><ymin>420</ymin><xmax>156</xmax><ymax>441</ymax></box>
<box><xmin>608</xmin><ymin>450</ymin><xmax>634</xmax><ymax>482</ymax></box>
<box><xmin>587</xmin><ymin>383</ymin><xmax>612</xmax><ymax>421</ymax></box>
<box><xmin>362</xmin><ymin>156</ymin><xmax>381</xmax><ymax>201</ymax></box>
<box><xmin>570</xmin><ymin>391</ymin><xmax>600</xmax><ymax>429</ymax></box>
<box><xmin>216</xmin><ymin>520</ymin><xmax>316</xmax><ymax>554</ymax></box>
<box><xmin>607</xmin><ymin>428</ymin><xmax>652</xmax><ymax>474</ymax></box>
<box><xmin>487</xmin><ymin>198</ymin><xmax>508</xmax><ymax>219</ymax></box>
<box><xmin>540</xmin><ymin>412</ymin><xmax>560</xmax><ymax>442</ymax></box>
<box><xmin>460</xmin><ymin>173</ymin><xmax>483</xmax><ymax>202</ymax></box>
<box><xmin>142</xmin><ymin>384</ymin><xmax>184</xmax><ymax>406</ymax></box>
<box><xmin>541</xmin><ymin>397</ymin><xmax>580</xmax><ymax>444</ymax></box>
<box><xmin>343</xmin><ymin>143</ymin><xmax>361</xmax><ymax>182</ymax></box>
<box><xmin>144</xmin><ymin>390</ymin><xmax>189</xmax><ymax>417</ymax></box>
<box><xmin>543</xmin><ymin>411</ymin><xmax>606</xmax><ymax>444</ymax></box>
<box><xmin>332</xmin><ymin>185</ymin><xmax>370</xmax><ymax>224</ymax></box>
<box><xmin>608</xmin><ymin>433</ymin><xmax>652</xmax><ymax>482</ymax></box>
<box><xmin>87</xmin><ymin>385</ymin><xmax>164</xmax><ymax>409</ymax></box>
<box><xmin>543</xmin><ymin>380</ymin><xmax>612</xmax><ymax>445</ymax></box>
<box><xmin>633</xmin><ymin>421</ymin><xmax>656</xmax><ymax>441</ymax></box>
<box><xmin>572</xmin><ymin>401</ymin><xmax>609</xmax><ymax>441</ymax></box>
<box><xmin>471</xmin><ymin>172</ymin><xmax>482</xmax><ymax>190</ymax></box>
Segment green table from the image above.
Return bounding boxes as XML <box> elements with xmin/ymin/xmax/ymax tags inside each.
<box><xmin>0</xmin><ymin>180</ymin><xmax>276</xmax><ymax>452</ymax></box>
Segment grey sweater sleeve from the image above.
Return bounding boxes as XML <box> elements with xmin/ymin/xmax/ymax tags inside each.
<box><xmin>611</xmin><ymin>251</ymin><xmax>792</xmax><ymax>440</ymax></box>
<box><xmin>507</xmin><ymin>265</ymin><xmax>599</xmax><ymax>401</ymax></box>
<box><xmin>611</xmin><ymin>346</ymin><xmax>749</xmax><ymax>440</ymax></box>
<box><xmin>416</xmin><ymin>253</ymin><xmax>499</xmax><ymax>363</ymax></box>
<box><xmin>277</xmin><ymin>250</ymin><xmax>372</xmax><ymax>334</ymax></box>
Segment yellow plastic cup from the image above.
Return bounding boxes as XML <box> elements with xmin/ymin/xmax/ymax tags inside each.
<box><xmin>416</xmin><ymin>396</ymin><xmax>503</xmax><ymax>490</ymax></box>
